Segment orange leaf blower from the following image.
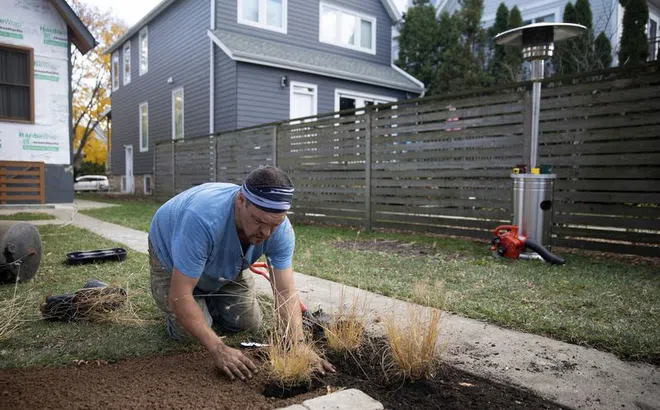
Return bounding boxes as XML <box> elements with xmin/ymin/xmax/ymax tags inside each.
<box><xmin>490</xmin><ymin>225</ymin><xmax>565</xmax><ymax>265</ymax></box>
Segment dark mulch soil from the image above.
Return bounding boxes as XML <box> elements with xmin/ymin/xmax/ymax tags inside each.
<box><xmin>0</xmin><ymin>338</ymin><xmax>566</xmax><ymax>409</ymax></box>
<box><xmin>321</xmin><ymin>338</ymin><xmax>567</xmax><ymax>410</ymax></box>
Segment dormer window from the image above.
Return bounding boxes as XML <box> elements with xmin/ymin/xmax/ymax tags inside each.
<box><xmin>238</xmin><ymin>0</ymin><xmax>287</xmax><ymax>33</ymax></box>
<box><xmin>319</xmin><ymin>3</ymin><xmax>376</xmax><ymax>54</ymax></box>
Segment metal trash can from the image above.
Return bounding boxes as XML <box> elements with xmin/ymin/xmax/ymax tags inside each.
<box><xmin>512</xmin><ymin>173</ymin><xmax>556</xmax><ymax>258</ymax></box>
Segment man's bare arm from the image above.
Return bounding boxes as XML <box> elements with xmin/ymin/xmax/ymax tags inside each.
<box><xmin>169</xmin><ymin>268</ymin><xmax>258</xmax><ymax>381</ymax></box>
<box><xmin>169</xmin><ymin>268</ymin><xmax>221</xmax><ymax>349</ymax></box>
<box><xmin>271</xmin><ymin>266</ymin><xmax>336</xmax><ymax>374</ymax></box>
<box><xmin>270</xmin><ymin>266</ymin><xmax>304</xmax><ymax>342</ymax></box>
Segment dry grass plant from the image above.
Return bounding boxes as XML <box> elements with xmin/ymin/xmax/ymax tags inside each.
<box><xmin>0</xmin><ymin>276</ymin><xmax>32</xmax><ymax>340</ymax></box>
<box><xmin>383</xmin><ymin>304</ymin><xmax>442</xmax><ymax>381</ymax></box>
<box><xmin>325</xmin><ymin>286</ymin><xmax>367</xmax><ymax>353</ymax></box>
<box><xmin>260</xmin><ymin>262</ymin><xmax>320</xmax><ymax>388</ymax></box>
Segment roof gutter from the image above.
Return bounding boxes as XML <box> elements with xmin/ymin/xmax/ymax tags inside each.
<box><xmin>49</xmin><ymin>0</ymin><xmax>97</xmax><ymax>54</ymax></box>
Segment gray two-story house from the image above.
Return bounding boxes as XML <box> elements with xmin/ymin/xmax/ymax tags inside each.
<box><xmin>105</xmin><ymin>0</ymin><xmax>424</xmax><ymax>194</ymax></box>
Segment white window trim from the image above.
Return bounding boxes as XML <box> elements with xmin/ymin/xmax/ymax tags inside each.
<box><xmin>289</xmin><ymin>81</ymin><xmax>318</xmax><ymax>120</ymax></box>
<box><xmin>112</xmin><ymin>51</ymin><xmax>119</xmax><ymax>91</ymax></box>
<box><xmin>123</xmin><ymin>42</ymin><xmax>131</xmax><ymax>85</ymax></box>
<box><xmin>143</xmin><ymin>175</ymin><xmax>152</xmax><ymax>195</ymax></box>
<box><xmin>172</xmin><ymin>87</ymin><xmax>184</xmax><ymax>140</ymax></box>
<box><xmin>650</xmin><ymin>9</ymin><xmax>660</xmax><ymax>35</ymax></box>
<box><xmin>334</xmin><ymin>89</ymin><xmax>396</xmax><ymax>111</ymax></box>
<box><xmin>319</xmin><ymin>2</ymin><xmax>376</xmax><ymax>55</ymax></box>
<box><xmin>139</xmin><ymin>101</ymin><xmax>149</xmax><ymax>152</ymax></box>
<box><xmin>139</xmin><ymin>26</ymin><xmax>148</xmax><ymax>76</ymax></box>
<box><xmin>237</xmin><ymin>0</ymin><xmax>288</xmax><ymax>34</ymax></box>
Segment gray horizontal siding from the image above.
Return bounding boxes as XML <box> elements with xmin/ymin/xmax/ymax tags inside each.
<box><xmin>217</xmin><ymin>0</ymin><xmax>393</xmax><ymax>66</ymax></box>
<box><xmin>236</xmin><ymin>62</ymin><xmax>408</xmax><ymax>128</ymax></box>
<box><xmin>111</xmin><ymin>0</ymin><xmax>210</xmax><ymax>176</ymax></box>
<box><xmin>215</xmin><ymin>44</ymin><xmax>238</xmax><ymax>132</ymax></box>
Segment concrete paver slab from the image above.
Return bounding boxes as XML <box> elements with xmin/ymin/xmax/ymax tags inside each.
<box><xmin>302</xmin><ymin>389</ymin><xmax>383</xmax><ymax>410</ymax></box>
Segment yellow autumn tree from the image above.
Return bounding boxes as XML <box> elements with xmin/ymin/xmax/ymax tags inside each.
<box><xmin>70</xmin><ymin>0</ymin><xmax>126</xmax><ymax>167</ymax></box>
<box><xmin>73</xmin><ymin>124</ymin><xmax>107</xmax><ymax>165</ymax></box>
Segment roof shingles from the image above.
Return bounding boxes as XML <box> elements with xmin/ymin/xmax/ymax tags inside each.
<box><xmin>210</xmin><ymin>29</ymin><xmax>423</xmax><ymax>93</ymax></box>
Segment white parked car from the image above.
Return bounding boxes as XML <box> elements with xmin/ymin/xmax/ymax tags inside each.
<box><xmin>74</xmin><ymin>175</ymin><xmax>110</xmax><ymax>192</ymax></box>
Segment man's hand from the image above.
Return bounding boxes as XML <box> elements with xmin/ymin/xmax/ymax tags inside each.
<box><xmin>211</xmin><ymin>342</ymin><xmax>258</xmax><ymax>381</ymax></box>
<box><xmin>312</xmin><ymin>351</ymin><xmax>336</xmax><ymax>376</ymax></box>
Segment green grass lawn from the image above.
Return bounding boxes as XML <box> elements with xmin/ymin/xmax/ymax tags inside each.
<box><xmin>0</xmin><ymin>225</ymin><xmax>265</xmax><ymax>369</ymax></box>
<box><xmin>75</xmin><ymin>195</ymin><xmax>660</xmax><ymax>364</ymax></box>
<box><xmin>76</xmin><ymin>193</ymin><xmax>162</xmax><ymax>232</ymax></box>
<box><xmin>0</xmin><ymin>212</ymin><xmax>56</xmax><ymax>221</ymax></box>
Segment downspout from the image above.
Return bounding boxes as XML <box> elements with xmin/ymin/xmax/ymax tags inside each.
<box><xmin>209</xmin><ymin>0</ymin><xmax>215</xmax><ymax>134</ymax></box>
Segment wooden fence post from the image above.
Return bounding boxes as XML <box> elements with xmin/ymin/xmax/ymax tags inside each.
<box><xmin>38</xmin><ymin>162</ymin><xmax>45</xmax><ymax>204</ymax></box>
<box><xmin>171</xmin><ymin>141</ymin><xmax>176</xmax><ymax>196</ymax></box>
<box><xmin>365</xmin><ymin>107</ymin><xmax>372</xmax><ymax>231</ymax></box>
<box><xmin>152</xmin><ymin>145</ymin><xmax>157</xmax><ymax>197</ymax></box>
<box><xmin>272</xmin><ymin>124</ymin><xmax>278</xmax><ymax>167</ymax></box>
<box><xmin>214</xmin><ymin>135</ymin><xmax>218</xmax><ymax>182</ymax></box>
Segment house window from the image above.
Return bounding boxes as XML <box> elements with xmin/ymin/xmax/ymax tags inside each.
<box><xmin>290</xmin><ymin>81</ymin><xmax>317</xmax><ymax>120</ymax></box>
<box><xmin>523</xmin><ymin>13</ymin><xmax>556</xmax><ymax>25</ymax></box>
<box><xmin>112</xmin><ymin>51</ymin><xmax>119</xmax><ymax>91</ymax></box>
<box><xmin>334</xmin><ymin>89</ymin><xmax>395</xmax><ymax>112</ymax></box>
<box><xmin>320</xmin><ymin>3</ymin><xmax>376</xmax><ymax>54</ymax></box>
<box><xmin>238</xmin><ymin>0</ymin><xmax>287</xmax><ymax>33</ymax></box>
<box><xmin>143</xmin><ymin>175</ymin><xmax>152</xmax><ymax>195</ymax></box>
<box><xmin>123</xmin><ymin>42</ymin><xmax>131</xmax><ymax>85</ymax></box>
<box><xmin>0</xmin><ymin>44</ymin><xmax>34</xmax><ymax>122</ymax></box>
<box><xmin>172</xmin><ymin>87</ymin><xmax>184</xmax><ymax>140</ymax></box>
<box><xmin>139</xmin><ymin>27</ymin><xmax>148</xmax><ymax>75</ymax></box>
<box><xmin>139</xmin><ymin>102</ymin><xmax>149</xmax><ymax>152</ymax></box>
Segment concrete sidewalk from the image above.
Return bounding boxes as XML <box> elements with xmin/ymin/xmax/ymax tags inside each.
<box><xmin>37</xmin><ymin>210</ymin><xmax>660</xmax><ymax>410</ymax></box>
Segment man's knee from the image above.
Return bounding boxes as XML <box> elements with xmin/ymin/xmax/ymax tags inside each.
<box><xmin>165</xmin><ymin>298</ymin><xmax>212</xmax><ymax>341</ymax></box>
<box><xmin>216</xmin><ymin>301</ymin><xmax>263</xmax><ymax>333</ymax></box>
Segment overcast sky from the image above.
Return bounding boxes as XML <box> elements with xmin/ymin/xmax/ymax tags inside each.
<box><xmin>82</xmin><ymin>0</ymin><xmax>410</xmax><ymax>27</ymax></box>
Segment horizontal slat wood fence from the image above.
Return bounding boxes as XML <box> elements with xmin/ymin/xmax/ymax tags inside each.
<box><xmin>537</xmin><ymin>65</ymin><xmax>660</xmax><ymax>256</ymax></box>
<box><xmin>0</xmin><ymin>161</ymin><xmax>45</xmax><ymax>205</ymax></box>
<box><xmin>154</xmin><ymin>62</ymin><xmax>660</xmax><ymax>256</ymax></box>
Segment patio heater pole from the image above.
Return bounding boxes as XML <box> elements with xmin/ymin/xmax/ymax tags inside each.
<box><xmin>494</xmin><ymin>23</ymin><xmax>586</xmax><ymax>258</ymax></box>
<box><xmin>529</xmin><ymin>60</ymin><xmax>543</xmax><ymax>170</ymax></box>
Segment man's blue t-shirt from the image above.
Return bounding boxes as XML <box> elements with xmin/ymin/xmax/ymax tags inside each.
<box><xmin>149</xmin><ymin>183</ymin><xmax>295</xmax><ymax>293</ymax></box>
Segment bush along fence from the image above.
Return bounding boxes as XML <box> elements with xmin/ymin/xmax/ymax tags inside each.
<box><xmin>154</xmin><ymin>62</ymin><xmax>660</xmax><ymax>256</ymax></box>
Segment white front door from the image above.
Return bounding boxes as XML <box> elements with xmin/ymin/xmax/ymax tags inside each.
<box><xmin>124</xmin><ymin>145</ymin><xmax>134</xmax><ymax>193</ymax></box>
<box><xmin>290</xmin><ymin>82</ymin><xmax>317</xmax><ymax>120</ymax></box>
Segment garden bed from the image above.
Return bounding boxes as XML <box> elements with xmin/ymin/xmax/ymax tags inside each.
<box><xmin>0</xmin><ymin>338</ymin><xmax>564</xmax><ymax>410</ymax></box>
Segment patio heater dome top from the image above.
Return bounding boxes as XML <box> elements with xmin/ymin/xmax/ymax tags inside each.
<box><xmin>494</xmin><ymin>23</ymin><xmax>586</xmax><ymax>60</ymax></box>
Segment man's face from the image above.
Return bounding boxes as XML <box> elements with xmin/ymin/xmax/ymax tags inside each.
<box><xmin>237</xmin><ymin>192</ymin><xmax>287</xmax><ymax>245</ymax></box>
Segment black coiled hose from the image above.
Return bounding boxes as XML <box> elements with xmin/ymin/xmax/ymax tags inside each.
<box><xmin>525</xmin><ymin>239</ymin><xmax>566</xmax><ymax>265</ymax></box>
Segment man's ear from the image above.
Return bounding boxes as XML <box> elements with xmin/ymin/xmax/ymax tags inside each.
<box><xmin>238</xmin><ymin>191</ymin><xmax>250</xmax><ymax>208</ymax></box>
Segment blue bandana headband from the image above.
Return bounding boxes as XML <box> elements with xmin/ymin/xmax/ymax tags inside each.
<box><xmin>241</xmin><ymin>182</ymin><xmax>294</xmax><ymax>213</ymax></box>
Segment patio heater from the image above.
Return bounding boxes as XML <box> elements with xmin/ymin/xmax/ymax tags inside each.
<box><xmin>493</xmin><ymin>23</ymin><xmax>586</xmax><ymax>259</ymax></box>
